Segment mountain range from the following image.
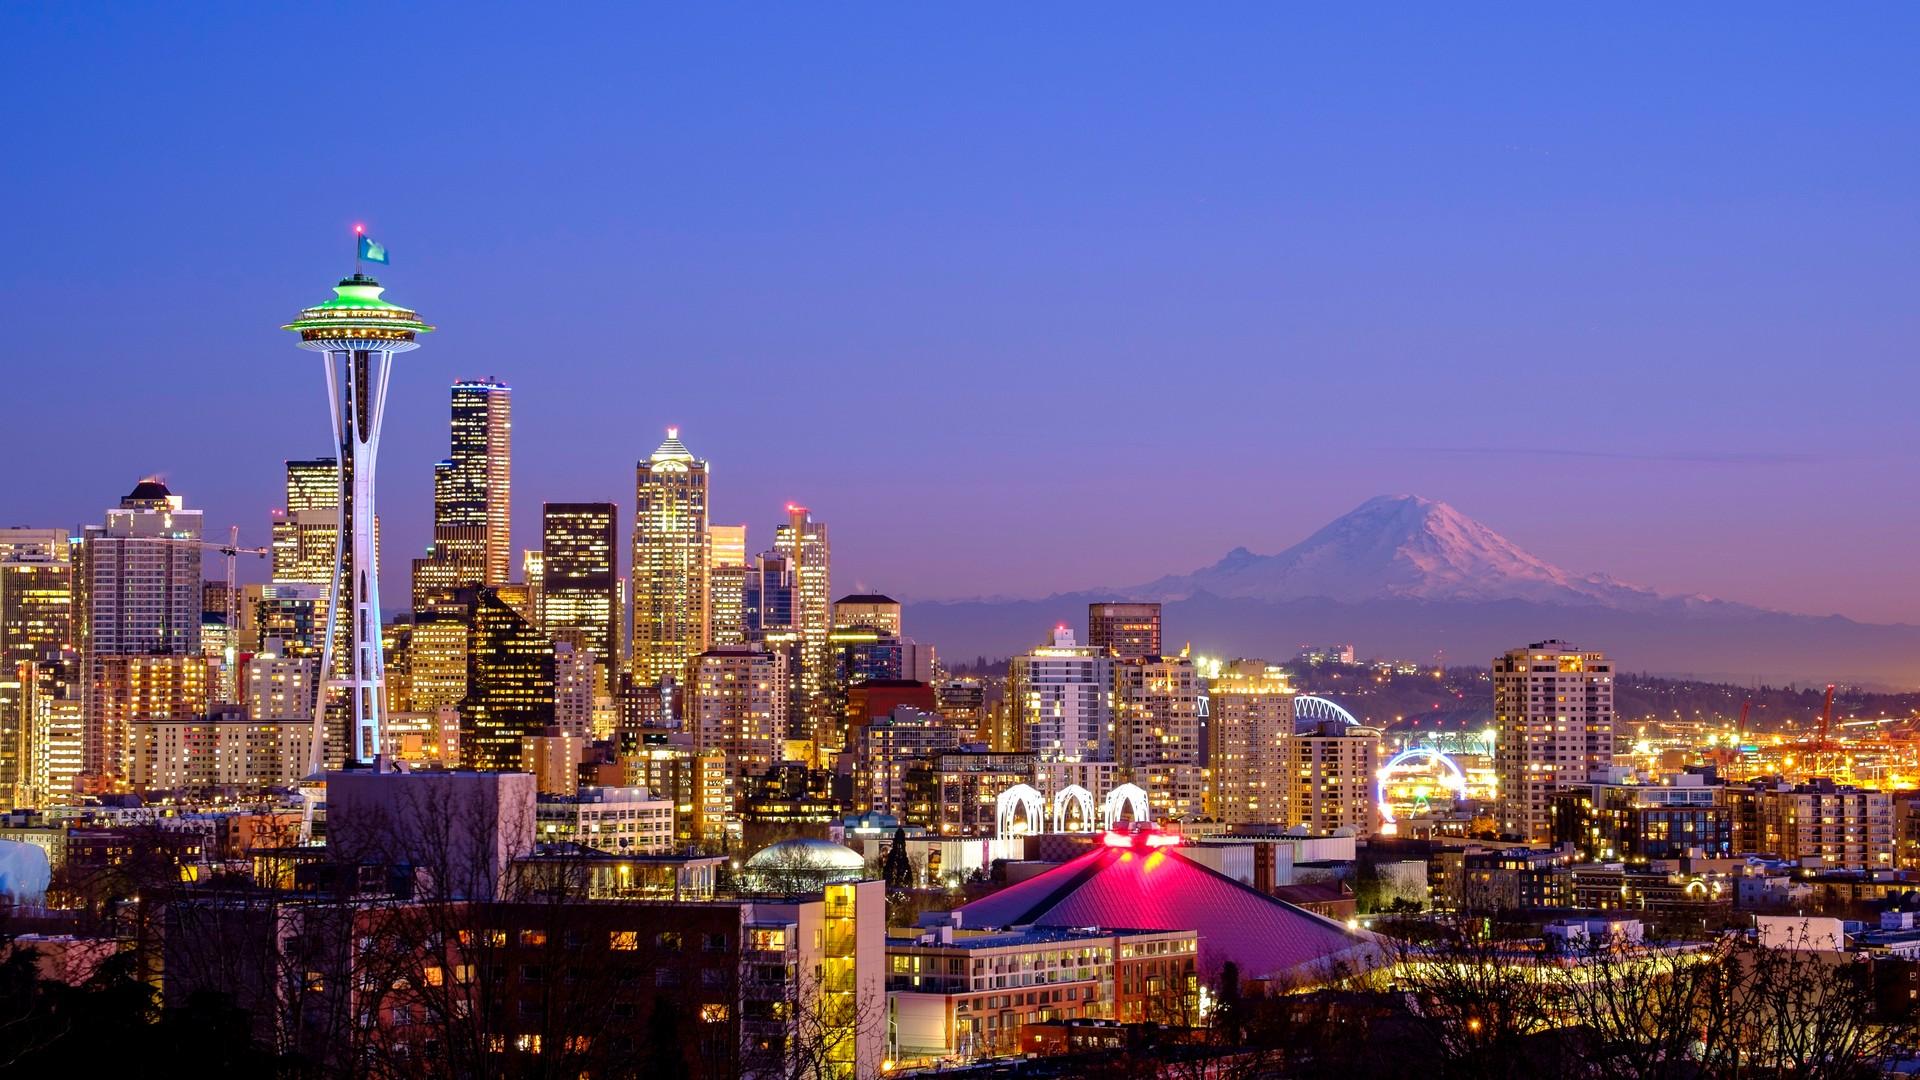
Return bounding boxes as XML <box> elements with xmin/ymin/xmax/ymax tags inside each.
<box><xmin>904</xmin><ymin>495</ymin><xmax>1920</xmax><ymax>687</ymax></box>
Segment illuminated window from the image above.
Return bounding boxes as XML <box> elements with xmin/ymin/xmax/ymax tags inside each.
<box><xmin>610</xmin><ymin>931</ymin><xmax>639</xmax><ymax>951</ymax></box>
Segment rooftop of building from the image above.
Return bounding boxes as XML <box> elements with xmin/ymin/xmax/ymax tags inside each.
<box><xmin>744</xmin><ymin>836</ymin><xmax>868</xmax><ymax>872</ymax></box>
<box><xmin>535</xmin><ymin>785</ymin><xmax>668</xmax><ymax>805</ymax></box>
<box><xmin>283</xmin><ymin>275</ymin><xmax>433</xmax><ymax>333</ymax></box>
<box><xmin>890</xmin><ymin>924</ymin><xmax>1189</xmax><ymax>951</ymax></box>
<box><xmin>950</xmin><ymin>830</ymin><xmax>1376</xmax><ymax>981</ymax></box>
<box><xmin>125</xmin><ymin>479</ymin><xmax>173</xmax><ymax>501</ymax></box>
<box><xmin>525</xmin><ymin>842</ymin><xmax>723</xmax><ymax>865</ymax></box>
<box><xmin>834</xmin><ymin>593</ymin><xmax>898</xmax><ymax>605</ymax></box>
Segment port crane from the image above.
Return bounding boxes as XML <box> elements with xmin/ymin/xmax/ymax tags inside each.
<box><xmin>1815</xmin><ymin>683</ymin><xmax>1838</xmax><ymax>777</ymax></box>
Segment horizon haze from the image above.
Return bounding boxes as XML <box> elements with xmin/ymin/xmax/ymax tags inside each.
<box><xmin>3</xmin><ymin>7</ymin><xmax>1917</xmax><ymax>629</ymax></box>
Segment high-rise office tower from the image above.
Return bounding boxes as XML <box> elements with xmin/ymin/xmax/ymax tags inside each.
<box><xmin>408</xmin><ymin>613</ymin><xmax>470</xmax><ymax>714</ymax></box>
<box><xmin>1113</xmin><ymin>653</ymin><xmax>1204</xmax><ymax>820</ymax></box>
<box><xmin>22</xmin><ymin>648</ymin><xmax>81</xmax><ymax>806</ymax></box>
<box><xmin>1007</xmin><ymin>627</ymin><xmax>1112</xmax><ymax>761</ymax></box>
<box><xmin>522</xmin><ymin>549</ymin><xmax>544</xmax><ymax>614</ymax></box>
<box><xmin>689</xmin><ymin>644</ymin><xmax>789</xmax><ymax>783</ymax></box>
<box><xmin>1205</xmin><ymin>660</ymin><xmax>1294</xmax><ymax>824</ymax></box>
<box><xmin>774</xmin><ymin>505</ymin><xmax>831</xmax><ymax>740</ymax></box>
<box><xmin>437</xmin><ymin>379</ymin><xmax>513</xmax><ymax>586</ymax></box>
<box><xmin>1288</xmin><ymin>719</ymin><xmax>1381</xmax><ymax>836</ymax></box>
<box><xmin>539</xmin><ymin>503</ymin><xmax>618</xmax><ymax>671</ymax></box>
<box><xmin>271</xmin><ymin>457</ymin><xmax>340</xmax><ymax>584</ymax></box>
<box><xmin>78</xmin><ymin>480</ymin><xmax>203</xmax><ymax>788</ymax></box>
<box><xmin>743</xmin><ymin>550</ymin><xmax>794</xmax><ymax>641</ymax></box>
<box><xmin>632</xmin><ymin>429</ymin><xmax>708</xmax><ymax>688</ymax></box>
<box><xmin>552</xmin><ymin>636</ymin><xmax>595</xmax><ymax>738</ymax></box>
<box><xmin>0</xmin><ymin>530</ymin><xmax>71</xmax><ymax>807</ymax></box>
<box><xmin>412</xmin><ymin>526</ymin><xmax>488</xmax><ymax>614</ymax></box>
<box><xmin>1495</xmin><ymin>639</ymin><xmax>1616</xmax><ymax>843</ymax></box>
<box><xmin>707</xmin><ymin>525</ymin><xmax>749</xmax><ymax>647</ymax></box>
<box><xmin>1088</xmin><ymin>602</ymin><xmax>1161</xmax><ymax>661</ymax></box>
<box><xmin>269</xmin><ymin>457</ymin><xmax>375</xmax><ymax>709</ymax></box>
<box><xmin>285</xmin><ymin>268</ymin><xmax>432</xmax><ymax>766</ymax></box>
<box><xmin>458</xmin><ymin>586</ymin><xmax>555</xmax><ymax>770</ymax></box>
<box><xmin>833</xmin><ymin>594</ymin><xmax>901</xmax><ymax>637</ymax></box>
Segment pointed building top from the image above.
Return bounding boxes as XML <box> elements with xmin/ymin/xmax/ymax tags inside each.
<box><xmin>650</xmin><ymin>427</ymin><xmax>696</xmax><ymax>463</ymax></box>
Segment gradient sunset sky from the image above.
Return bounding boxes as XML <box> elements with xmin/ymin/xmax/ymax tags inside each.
<box><xmin>3</xmin><ymin>6</ymin><xmax>1916</xmax><ymax>620</ymax></box>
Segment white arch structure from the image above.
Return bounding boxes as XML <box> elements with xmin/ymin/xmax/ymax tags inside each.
<box><xmin>1375</xmin><ymin>746</ymin><xmax>1467</xmax><ymax>831</ymax></box>
<box><xmin>1293</xmin><ymin>695</ymin><xmax>1359</xmax><ymax>733</ymax></box>
<box><xmin>1052</xmin><ymin>785</ymin><xmax>1096</xmax><ymax>833</ymax></box>
<box><xmin>1102</xmin><ymin>783</ymin><xmax>1150</xmax><ymax>830</ymax></box>
<box><xmin>996</xmin><ymin>783</ymin><xmax>1045</xmax><ymax>840</ymax></box>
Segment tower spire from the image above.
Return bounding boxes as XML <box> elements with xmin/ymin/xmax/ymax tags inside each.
<box><xmin>284</xmin><ymin>258</ymin><xmax>433</xmax><ymax>770</ymax></box>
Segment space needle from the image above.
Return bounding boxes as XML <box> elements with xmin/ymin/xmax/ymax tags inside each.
<box><xmin>284</xmin><ymin>232</ymin><xmax>432</xmax><ymax>769</ymax></box>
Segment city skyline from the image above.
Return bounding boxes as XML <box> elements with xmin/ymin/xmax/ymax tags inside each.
<box><xmin>5</xmin><ymin>7</ymin><xmax>1920</xmax><ymax>625</ymax></box>
<box><xmin>13</xmin><ymin>11</ymin><xmax>1920</xmax><ymax>1077</ymax></box>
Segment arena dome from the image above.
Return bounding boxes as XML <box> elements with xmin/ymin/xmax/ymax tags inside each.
<box><xmin>744</xmin><ymin>837</ymin><xmax>868</xmax><ymax>878</ymax></box>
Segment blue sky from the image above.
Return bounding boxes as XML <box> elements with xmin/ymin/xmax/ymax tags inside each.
<box><xmin>3</xmin><ymin>5</ymin><xmax>1917</xmax><ymax>618</ymax></box>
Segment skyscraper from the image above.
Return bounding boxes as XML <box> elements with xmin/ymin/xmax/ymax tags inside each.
<box><xmin>1088</xmin><ymin>602</ymin><xmax>1161</xmax><ymax>661</ymax></box>
<box><xmin>1494</xmin><ymin>639</ymin><xmax>1616</xmax><ymax>843</ymax></box>
<box><xmin>833</xmin><ymin>594</ymin><xmax>902</xmax><ymax>637</ymax></box>
<box><xmin>412</xmin><ymin>526</ymin><xmax>488</xmax><ymax>614</ymax></box>
<box><xmin>1112</xmin><ymin>654</ymin><xmax>1203</xmax><ymax>820</ymax></box>
<box><xmin>552</xmin><ymin>637</ymin><xmax>595</xmax><ymax>738</ymax></box>
<box><xmin>437</xmin><ymin>379</ymin><xmax>513</xmax><ymax>586</ymax></box>
<box><xmin>271</xmin><ymin>457</ymin><xmax>340</xmax><ymax>585</ymax></box>
<box><xmin>631</xmin><ymin>429</ymin><xmax>709</xmax><ymax>688</ymax></box>
<box><xmin>774</xmin><ymin>505</ymin><xmax>831</xmax><ymax>741</ymax></box>
<box><xmin>78</xmin><ymin>480</ymin><xmax>203</xmax><ymax>788</ymax></box>
<box><xmin>540</xmin><ymin>503</ymin><xmax>619</xmax><ymax>670</ymax></box>
<box><xmin>1204</xmin><ymin>659</ymin><xmax>1294</xmax><ymax>824</ymax></box>
<box><xmin>1006</xmin><ymin>627</ymin><xmax>1112</xmax><ymax>761</ymax></box>
<box><xmin>743</xmin><ymin>549</ymin><xmax>794</xmax><ymax>641</ymax></box>
<box><xmin>458</xmin><ymin>586</ymin><xmax>555</xmax><ymax>771</ymax></box>
<box><xmin>707</xmin><ymin>525</ymin><xmax>749</xmax><ymax>647</ymax></box>
<box><xmin>22</xmin><ymin>648</ymin><xmax>81</xmax><ymax>806</ymax></box>
<box><xmin>0</xmin><ymin>529</ymin><xmax>71</xmax><ymax>807</ymax></box>
<box><xmin>285</xmin><ymin>269</ymin><xmax>432</xmax><ymax>766</ymax></box>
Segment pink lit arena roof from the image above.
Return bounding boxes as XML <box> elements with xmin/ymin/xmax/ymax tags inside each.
<box><xmin>953</xmin><ymin>833</ymin><xmax>1378</xmax><ymax>983</ymax></box>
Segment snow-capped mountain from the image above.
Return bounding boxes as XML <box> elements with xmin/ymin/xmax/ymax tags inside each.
<box><xmin>905</xmin><ymin>494</ymin><xmax>1920</xmax><ymax>685</ymax></box>
<box><xmin>1125</xmin><ymin>495</ymin><xmax>1701</xmax><ymax>611</ymax></box>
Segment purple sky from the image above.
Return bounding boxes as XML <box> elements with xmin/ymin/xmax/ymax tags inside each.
<box><xmin>4</xmin><ymin>7</ymin><xmax>1917</xmax><ymax>621</ymax></box>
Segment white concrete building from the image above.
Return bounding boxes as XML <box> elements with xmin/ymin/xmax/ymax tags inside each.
<box><xmin>1007</xmin><ymin>627</ymin><xmax>1112</xmax><ymax>761</ymax></box>
<box><xmin>536</xmin><ymin>784</ymin><xmax>674</xmax><ymax>854</ymax></box>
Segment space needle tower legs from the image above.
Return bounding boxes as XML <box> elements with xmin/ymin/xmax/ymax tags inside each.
<box><xmin>285</xmin><ymin>259</ymin><xmax>433</xmax><ymax>771</ymax></box>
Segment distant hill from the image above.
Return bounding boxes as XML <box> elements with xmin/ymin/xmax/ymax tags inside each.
<box><xmin>906</xmin><ymin>495</ymin><xmax>1920</xmax><ymax>688</ymax></box>
<box><xmin>1283</xmin><ymin>665</ymin><xmax>1920</xmax><ymax>733</ymax></box>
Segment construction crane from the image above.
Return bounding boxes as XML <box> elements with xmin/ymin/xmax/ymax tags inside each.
<box><xmin>143</xmin><ymin>529</ymin><xmax>270</xmax><ymax>692</ymax></box>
